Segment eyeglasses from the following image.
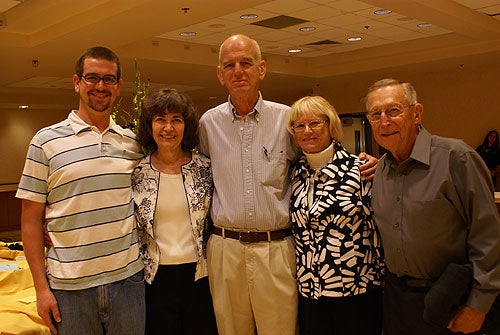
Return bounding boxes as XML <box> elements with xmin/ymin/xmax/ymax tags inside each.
<box><xmin>81</xmin><ymin>73</ymin><xmax>119</xmax><ymax>85</ymax></box>
<box><xmin>292</xmin><ymin>119</ymin><xmax>328</xmax><ymax>133</ymax></box>
<box><xmin>366</xmin><ymin>103</ymin><xmax>415</xmax><ymax>123</ymax></box>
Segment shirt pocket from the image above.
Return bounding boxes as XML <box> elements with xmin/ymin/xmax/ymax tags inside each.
<box><xmin>256</xmin><ymin>148</ymin><xmax>288</xmax><ymax>189</ymax></box>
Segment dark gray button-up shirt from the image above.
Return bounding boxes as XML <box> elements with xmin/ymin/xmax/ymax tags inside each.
<box><xmin>372</xmin><ymin>126</ymin><xmax>500</xmax><ymax>312</ymax></box>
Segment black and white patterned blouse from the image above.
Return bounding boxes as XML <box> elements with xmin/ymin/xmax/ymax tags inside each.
<box><xmin>290</xmin><ymin>144</ymin><xmax>384</xmax><ymax>299</ymax></box>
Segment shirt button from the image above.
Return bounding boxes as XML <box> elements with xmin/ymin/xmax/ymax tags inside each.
<box><xmin>396</xmin><ymin>248</ymin><xmax>401</xmax><ymax>253</ymax></box>
<box><xmin>393</xmin><ymin>223</ymin><xmax>400</xmax><ymax>228</ymax></box>
<box><xmin>245</xmin><ymin>168</ymin><xmax>250</xmax><ymax>173</ymax></box>
<box><xmin>248</xmin><ymin>212</ymin><xmax>253</xmax><ymax>217</ymax></box>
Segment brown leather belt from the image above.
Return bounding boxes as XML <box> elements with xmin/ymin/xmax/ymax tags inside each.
<box><xmin>212</xmin><ymin>226</ymin><xmax>292</xmax><ymax>243</ymax></box>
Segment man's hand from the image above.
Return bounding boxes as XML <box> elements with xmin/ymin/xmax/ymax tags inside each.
<box><xmin>359</xmin><ymin>152</ymin><xmax>378</xmax><ymax>181</ymax></box>
<box><xmin>37</xmin><ymin>289</ymin><xmax>61</xmax><ymax>334</ymax></box>
<box><xmin>447</xmin><ymin>305</ymin><xmax>485</xmax><ymax>334</ymax></box>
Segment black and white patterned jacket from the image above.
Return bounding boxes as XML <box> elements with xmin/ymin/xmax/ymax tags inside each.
<box><xmin>132</xmin><ymin>152</ymin><xmax>213</xmax><ymax>284</ymax></box>
<box><xmin>290</xmin><ymin>144</ymin><xmax>384</xmax><ymax>299</ymax></box>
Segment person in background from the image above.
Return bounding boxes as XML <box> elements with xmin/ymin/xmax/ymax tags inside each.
<box><xmin>198</xmin><ymin>34</ymin><xmax>378</xmax><ymax>335</ymax></box>
<box><xmin>132</xmin><ymin>88</ymin><xmax>217</xmax><ymax>335</ymax></box>
<box><xmin>476</xmin><ymin>130</ymin><xmax>500</xmax><ymax>190</ymax></box>
<box><xmin>365</xmin><ymin>78</ymin><xmax>500</xmax><ymax>335</ymax></box>
<box><xmin>16</xmin><ymin>46</ymin><xmax>145</xmax><ymax>335</ymax></box>
<box><xmin>287</xmin><ymin>95</ymin><xmax>384</xmax><ymax>335</ymax></box>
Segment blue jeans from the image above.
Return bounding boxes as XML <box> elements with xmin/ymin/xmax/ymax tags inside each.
<box><xmin>52</xmin><ymin>271</ymin><xmax>145</xmax><ymax>335</ymax></box>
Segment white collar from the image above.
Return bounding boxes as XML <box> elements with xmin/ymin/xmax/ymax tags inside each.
<box><xmin>304</xmin><ymin>142</ymin><xmax>334</xmax><ymax>170</ymax></box>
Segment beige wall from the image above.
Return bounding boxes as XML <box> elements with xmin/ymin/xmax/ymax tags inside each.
<box><xmin>1</xmin><ymin>108</ymin><xmax>69</xmax><ymax>185</ymax></box>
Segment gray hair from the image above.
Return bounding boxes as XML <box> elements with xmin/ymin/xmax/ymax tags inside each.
<box><xmin>218</xmin><ymin>34</ymin><xmax>262</xmax><ymax>65</ymax></box>
<box><xmin>365</xmin><ymin>78</ymin><xmax>418</xmax><ymax>107</ymax></box>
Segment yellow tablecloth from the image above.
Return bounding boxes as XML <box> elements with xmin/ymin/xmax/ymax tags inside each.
<box><xmin>0</xmin><ymin>246</ymin><xmax>50</xmax><ymax>335</ymax></box>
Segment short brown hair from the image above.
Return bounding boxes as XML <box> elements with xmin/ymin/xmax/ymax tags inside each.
<box><xmin>75</xmin><ymin>46</ymin><xmax>121</xmax><ymax>79</ymax></box>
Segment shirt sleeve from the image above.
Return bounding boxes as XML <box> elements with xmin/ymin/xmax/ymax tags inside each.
<box><xmin>198</xmin><ymin>116</ymin><xmax>210</xmax><ymax>158</ymax></box>
<box><xmin>452</xmin><ymin>149</ymin><xmax>500</xmax><ymax>312</ymax></box>
<box><xmin>15</xmin><ymin>137</ymin><xmax>49</xmax><ymax>204</ymax></box>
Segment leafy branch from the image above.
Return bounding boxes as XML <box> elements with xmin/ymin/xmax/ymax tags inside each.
<box><xmin>112</xmin><ymin>59</ymin><xmax>149</xmax><ymax>131</ymax></box>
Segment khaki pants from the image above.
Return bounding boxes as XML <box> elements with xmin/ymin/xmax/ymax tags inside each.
<box><xmin>207</xmin><ymin>234</ymin><xmax>298</xmax><ymax>335</ymax></box>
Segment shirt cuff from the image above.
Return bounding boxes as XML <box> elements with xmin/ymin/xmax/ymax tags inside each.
<box><xmin>467</xmin><ymin>288</ymin><xmax>499</xmax><ymax>313</ymax></box>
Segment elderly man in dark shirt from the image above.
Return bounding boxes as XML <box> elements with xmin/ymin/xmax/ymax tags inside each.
<box><xmin>366</xmin><ymin>78</ymin><xmax>500</xmax><ymax>335</ymax></box>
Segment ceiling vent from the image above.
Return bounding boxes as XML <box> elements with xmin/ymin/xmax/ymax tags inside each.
<box><xmin>251</xmin><ymin>15</ymin><xmax>308</xmax><ymax>29</ymax></box>
<box><xmin>307</xmin><ymin>39</ymin><xmax>342</xmax><ymax>45</ymax></box>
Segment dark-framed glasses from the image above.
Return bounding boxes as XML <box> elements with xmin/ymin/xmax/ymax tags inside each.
<box><xmin>81</xmin><ymin>73</ymin><xmax>119</xmax><ymax>85</ymax></box>
<box><xmin>292</xmin><ymin>119</ymin><xmax>328</xmax><ymax>133</ymax></box>
<box><xmin>366</xmin><ymin>103</ymin><xmax>415</xmax><ymax>123</ymax></box>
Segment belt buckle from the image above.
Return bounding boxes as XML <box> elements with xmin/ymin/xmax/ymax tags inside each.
<box><xmin>238</xmin><ymin>231</ymin><xmax>253</xmax><ymax>243</ymax></box>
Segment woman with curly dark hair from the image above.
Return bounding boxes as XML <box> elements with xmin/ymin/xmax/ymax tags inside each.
<box><xmin>132</xmin><ymin>88</ymin><xmax>217</xmax><ymax>335</ymax></box>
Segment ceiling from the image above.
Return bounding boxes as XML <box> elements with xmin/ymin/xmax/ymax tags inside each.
<box><xmin>1</xmin><ymin>0</ymin><xmax>500</xmax><ymax>114</ymax></box>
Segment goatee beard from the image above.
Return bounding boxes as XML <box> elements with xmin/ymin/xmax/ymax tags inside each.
<box><xmin>88</xmin><ymin>90</ymin><xmax>112</xmax><ymax>112</ymax></box>
<box><xmin>88</xmin><ymin>101</ymin><xmax>111</xmax><ymax>112</ymax></box>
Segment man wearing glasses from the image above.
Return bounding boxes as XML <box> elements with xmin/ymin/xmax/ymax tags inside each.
<box><xmin>16</xmin><ymin>46</ymin><xmax>145</xmax><ymax>335</ymax></box>
<box><xmin>365</xmin><ymin>78</ymin><xmax>500</xmax><ymax>334</ymax></box>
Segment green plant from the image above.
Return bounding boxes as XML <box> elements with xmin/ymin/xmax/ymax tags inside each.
<box><xmin>112</xmin><ymin>59</ymin><xmax>149</xmax><ymax>131</ymax></box>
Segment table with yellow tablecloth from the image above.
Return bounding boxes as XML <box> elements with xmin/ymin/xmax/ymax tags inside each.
<box><xmin>0</xmin><ymin>244</ymin><xmax>50</xmax><ymax>335</ymax></box>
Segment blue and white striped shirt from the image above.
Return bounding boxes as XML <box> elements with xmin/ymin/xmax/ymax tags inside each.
<box><xmin>16</xmin><ymin>111</ymin><xmax>144</xmax><ymax>290</ymax></box>
<box><xmin>199</xmin><ymin>93</ymin><xmax>298</xmax><ymax>231</ymax></box>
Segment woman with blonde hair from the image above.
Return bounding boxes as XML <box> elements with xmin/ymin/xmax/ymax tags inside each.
<box><xmin>287</xmin><ymin>95</ymin><xmax>384</xmax><ymax>335</ymax></box>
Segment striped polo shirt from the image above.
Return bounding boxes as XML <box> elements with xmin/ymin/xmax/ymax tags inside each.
<box><xmin>16</xmin><ymin>111</ymin><xmax>144</xmax><ymax>290</ymax></box>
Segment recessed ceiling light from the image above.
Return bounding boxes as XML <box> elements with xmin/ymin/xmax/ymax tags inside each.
<box><xmin>347</xmin><ymin>37</ymin><xmax>362</xmax><ymax>42</ymax></box>
<box><xmin>299</xmin><ymin>26</ymin><xmax>316</xmax><ymax>32</ymax></box>
<box><xmin>417</xmin><ymin>23</ymin><xmax>433</xmax><ymax>28</ymax></box>
<box><xmin>179</xmin><ymin>31</ymin><xmax>196</xmax><ymax>37</ymax></box>
<box><xmin>288</xmin><ymin>49</ymin><xmax>302</xmax><ymax>53</ymax></box>
<box><xmin>374</xmin><ymin>9</ymin><xmax>392</xmax><ymax>15</ymax></box>
<box><xmin>240</xmin><ymin>14</ymin><xmax>258</xmax><ymax>20</ymax></box>
<box><xmin>18</xmin><ymin>105</ymin><xmax>29</xmax><ymax>109</ymax></box>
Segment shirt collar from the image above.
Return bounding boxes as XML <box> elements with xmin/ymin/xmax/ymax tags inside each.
<box><xmin>304</xmin><ymin>141</ymin><xmax>334</xmax><ymax>170</ymax></box>
<box><xmin>228</xmin><ymin>92</ymin><xmax>262</xmax><ymax>122</ymax></box>
<box><xmin>68</xmin><ymin>110</ymin><xmax>124</xmax><ymax>136</ymax></box>
<box><xmin>383</xmin><ymin>125</ymin><xmax>431</xmax><ymax>169</ymax></box>
<box><xmin>409</xmin><ymin>125</ymin><xmax>431</xmax><ymax>166</ymax></box>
